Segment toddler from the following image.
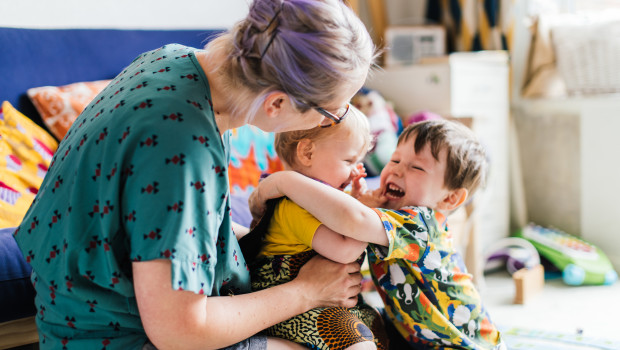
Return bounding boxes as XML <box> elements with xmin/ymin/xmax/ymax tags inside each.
<box><xmin>240</xmin><ymin>105</ymin><xmax>388</xmax><ymax>350</ymax></box>
<box><xmin>250</xmin><ymin>119</ymin><xmax>506</xmax><ymax>349</ymax></box>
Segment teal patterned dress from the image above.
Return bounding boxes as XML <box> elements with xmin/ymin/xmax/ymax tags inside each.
<box><xmin>14</xmin><ymin>45</ymin><xmax>250</xmax><ymax>349</ymax></box>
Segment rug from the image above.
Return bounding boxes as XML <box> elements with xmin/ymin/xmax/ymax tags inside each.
<box><xmin>502</xmin><ymin>327</ymin><xmax>620</xmax><ymax>350</ymax></box>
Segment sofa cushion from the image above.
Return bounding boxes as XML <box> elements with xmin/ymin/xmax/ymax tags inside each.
<box><xmin>0</xmin><ymin>227</ymin><xmax>35</xmax><ymax>323</ymax></box>
<box><xmin>27</xmin><ymin>79</ymin><xmax>111</xmax><ymax>140</ymax></box>
<box><xmin>1</xmin><ymin>101</ymin><xmax>58</xmax><ymax>228</ymax></box>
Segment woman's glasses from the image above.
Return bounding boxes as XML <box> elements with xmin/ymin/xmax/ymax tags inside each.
<box><xmin>316</xmin><ymin>103</ymin><xmax>350</xmax><ymax>128</ymax></box>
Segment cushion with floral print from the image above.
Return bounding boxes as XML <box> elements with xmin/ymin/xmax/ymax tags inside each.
<box><xmin>27</xmin><ymin>80</ymin><xmax>111</xmax><ymax>140</ymax></box>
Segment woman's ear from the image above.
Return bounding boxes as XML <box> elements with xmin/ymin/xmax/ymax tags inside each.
<box><xmin>437</xmin><ymin>188</ymin><xmax>468</xmax><ymax>211</ymax></box>
<box><xmin>296</xmin><ymin>139</ymin><xmax>315</xmax><ymax>167</ymax></box>
<box><xmin>263</xmin><ymin>91</ymin><xmax>288</xmax><ymax>118</ymax></box>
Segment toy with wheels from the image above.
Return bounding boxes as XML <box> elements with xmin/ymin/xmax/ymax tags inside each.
<box><xmin>515</xmin><ymin>223</ymin><xmax>618</xmax><ymax>286</ymax></box>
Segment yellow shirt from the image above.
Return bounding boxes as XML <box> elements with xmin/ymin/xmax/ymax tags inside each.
<box><xmin>258</xmin><ymin>197</ymin><xmax>322</xmax><ymax>257</ymax></box>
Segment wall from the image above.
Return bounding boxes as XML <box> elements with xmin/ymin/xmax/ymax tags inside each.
<box><xmin>511</xmin><ymin>1</ymin><xmax>620</xmax><ymax>271</ymax></box>
<box><xmin>1</xmin><ymin>0</ymin><xmax>248</xmax><ymax>29</ymax></box>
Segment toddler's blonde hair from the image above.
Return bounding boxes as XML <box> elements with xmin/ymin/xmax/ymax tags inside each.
<box><xmin>275</xmin><ymin>105</ymin><xmax>371</xmax><ymax>168</ymax></box>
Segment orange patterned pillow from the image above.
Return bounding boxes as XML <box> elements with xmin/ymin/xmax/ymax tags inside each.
<box><xmin>27</xmin><ymin>80</ymin><xmax>111</xmax><ymax>140</ymax></box>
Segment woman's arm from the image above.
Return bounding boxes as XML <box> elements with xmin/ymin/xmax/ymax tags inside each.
<box><xmin>134</xmin><ymin>257</ymin><xmax>362</xmax><ymax>350</ymax></box>
<box><xmin>312</xmin><ymin>225</ymin><xmax>368</xmax><ymax>264</ymax></box>
<box><xmin>250</xmin><ymin>171</ymin><xmax>388</xmax><ymax>246</ymax></box>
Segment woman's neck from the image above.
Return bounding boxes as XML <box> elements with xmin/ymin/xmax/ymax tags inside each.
<box><xmin>195</xmin><ymin>50</ymin><xmax>245</xmax><ymax>134</ymax></box>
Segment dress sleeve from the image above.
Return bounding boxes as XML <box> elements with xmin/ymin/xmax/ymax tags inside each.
<box><xmin>121</xmin><ymin>110</ymin><xmax>228</xmax><ymax>295</ymax></box>
<box><xmin>368</xmin><ymin>207</ymin><xmax>430</xmax><ymax>264</ymax></box>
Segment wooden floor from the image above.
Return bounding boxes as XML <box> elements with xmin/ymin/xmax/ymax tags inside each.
<box><xmin>482</xmin><ymin>270</ymin><xmax>620</xmax><ymax>341</ymax></box>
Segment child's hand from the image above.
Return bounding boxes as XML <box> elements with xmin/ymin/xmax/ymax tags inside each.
<box><xmin>349</xmin><ymin>163</ymin><xmax>368</xmax><ymax>199</ymax></box>
<box><xmin>248</xmin><ymin>172</ymin><xmax>285</xmax><ymax>224</ymax></box>
<box><xmin>356</xmin><ymin>187</ymin><xmax>387</xmax><ymax>208</ymax></box>
<box><xmin>248</xmin><ymin>184</ymin><xmax>268</xmax><ymax>225</ymax></box>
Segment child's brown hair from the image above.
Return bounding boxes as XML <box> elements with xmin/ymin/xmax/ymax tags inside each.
<box><xmin>275</xmin><ymin>106</ymin><xmax>372</xmax><ymax>168</ymax></box>
<box><xmin>398</xmin><ymin>119</ymin><xmax>488</xmax><ymax>196</ymax></box>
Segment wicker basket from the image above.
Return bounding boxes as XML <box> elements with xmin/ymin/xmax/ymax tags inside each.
<box><xmin>552</xmin><ymin>20</ymin><xmax>620</xmax><ymax>96</ymax></box>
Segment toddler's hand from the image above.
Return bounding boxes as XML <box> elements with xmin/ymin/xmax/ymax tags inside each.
<box><xmin>248</xmin><ymin>186</ymin><xmax>267</xmax><ymax>225</ymax></box>
<box><xmin>248</xmin><ymin>172</ymin><xmax>287</xmax><ymax>224</ymax></box>
<box><xmin>349</xmin><ymin>163</ymin><xmax>368</xmax><ymax>199</ymax></box>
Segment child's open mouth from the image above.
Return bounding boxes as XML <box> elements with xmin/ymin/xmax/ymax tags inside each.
<box><xmin>385</xmin><ymin>183</ymin><xmax>405</xmax><ymax>198</ymax></box>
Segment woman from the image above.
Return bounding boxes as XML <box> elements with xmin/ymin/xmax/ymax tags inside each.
<box><xmin>14</xmin><ymin>0</ymin><xmax>376</xmax><ymax>349</ymax></box>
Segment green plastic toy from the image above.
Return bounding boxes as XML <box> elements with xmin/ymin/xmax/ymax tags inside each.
<box><xmin>514</xmin><ymin>223</ymin><xmax>618</xmax><ymax>286</ymax></box>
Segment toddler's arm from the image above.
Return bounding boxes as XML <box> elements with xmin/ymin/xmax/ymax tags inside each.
<box><xmin>250</xmin><ymin>171</ymin><xmax>388</xmax><ymax>246</ymax></box>
<box><xmin>312</xmin><ymin>225</ymin><xmax>367</xmax><ymax>264</ymax></box>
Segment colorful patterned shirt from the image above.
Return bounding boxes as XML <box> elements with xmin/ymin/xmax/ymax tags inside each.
<box><xmin>367</xmin><ymin>206</ymin><xmax>505</xmax><ymax>350</ymax></box>
<box><xmin>14</xmin><ymin>44</ymin><xmax>250</xmax><ymax>350</ymax></box>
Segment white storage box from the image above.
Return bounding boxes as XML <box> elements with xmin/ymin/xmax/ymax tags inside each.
<box><xmin>384</xmin><ymin>25</ymin><xmax>446</xmax><ymax>67</ymax></box>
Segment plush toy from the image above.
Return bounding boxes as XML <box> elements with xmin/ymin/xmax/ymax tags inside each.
<box><xmin>351</xmin><ymin>88</ymin><xmax>401</xmax><ymax>176</ymax></box>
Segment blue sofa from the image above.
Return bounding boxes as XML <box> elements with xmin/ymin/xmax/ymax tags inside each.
<box><xmin>0</xmin><ymin>27</ymin><xmax>223</xmax><ymax>349</ymax></box>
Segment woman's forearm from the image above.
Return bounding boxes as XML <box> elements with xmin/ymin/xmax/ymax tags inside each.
<box><xmin>134</xmin><ymin>257</ymin><xmax>362</xmax><ymax>350</ymax></box>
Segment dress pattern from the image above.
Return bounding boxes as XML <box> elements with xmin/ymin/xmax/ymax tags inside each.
<box><xmin>14</xmin><ymin>45</ymin><xmax>250</xmax><ymax>350</ymax></box>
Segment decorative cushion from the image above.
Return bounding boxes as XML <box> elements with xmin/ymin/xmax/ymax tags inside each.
<box><xmin>27</xmin><ymin>80</ymin><xmax>111</xmax><ymax>140</ymax></box>
<box><xmin>228</xmin><ymin>125</ymin><xmax>282</xmax><ymax>195</ymax></box>
<box><xmin>0</xmin><ymin>101</ymin><xmax>58</xmax><ymax>228</ymax></box>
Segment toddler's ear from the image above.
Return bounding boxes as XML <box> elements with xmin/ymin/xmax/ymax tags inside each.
<box><xmin>296</xmin><ymin>139</ymin><xmax>315</xmax><ymax>166</ymax></box>
<box><xmin>438</xmin><ymin>188</ymin><xmax>468</xmax><ymax>211</ymax></box>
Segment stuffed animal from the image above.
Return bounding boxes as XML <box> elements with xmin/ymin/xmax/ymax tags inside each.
<box><xmin>351</xmin><ymin>88</ymin><xmax>401</xmax><ymax>176</ymax></box>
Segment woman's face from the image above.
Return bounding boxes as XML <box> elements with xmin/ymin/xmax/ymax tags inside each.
<box><xmin>265</xmin><ymin>74</ymin><xmax>367</xmax><ymax>133</ymax></box>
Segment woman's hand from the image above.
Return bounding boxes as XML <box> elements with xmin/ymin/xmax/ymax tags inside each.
<box><xmin>292</xmin><ymin>255</ymin><xmax>363</xmax><ymax>309</ymax></box>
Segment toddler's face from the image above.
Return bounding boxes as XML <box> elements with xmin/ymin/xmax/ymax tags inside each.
<box><xmin>378</xmin><ymin>136</ymin><xmax>451</xmax><ymax>210</ymax></box>
<box><xmin>303</xmin><ymin>131</ymin><xmax>367</xmax><ymax>191</ymax></box>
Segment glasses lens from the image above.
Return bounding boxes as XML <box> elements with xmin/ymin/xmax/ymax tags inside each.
<box><xmin>319</xmin><ymin>116</ymin><xmax>336</xmax><ymax>127</ymax></box>
<box><xmin>316</xmin><ymin>103</ymin><xmax>350</xmax><ymax>128</ymax></box>
<box><xmin>335</xmin><ymin>105</ymin><xmax>349</xmax><ymax>118</ymax></box>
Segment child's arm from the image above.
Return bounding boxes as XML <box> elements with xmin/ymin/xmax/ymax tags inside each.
<box><xmin>250</xmin><ymin>171</ymin><xmax>389</xmax><ymax>246</ymax></box>
<box><xmin>311</xmin><ymin>225</ymin><xmax>368</xmax><ymax>264</ymax></box>
<box><xmin>231</xmin><ymin>221</ymin><xmax>249</xmax><ymax>240</ymax></box>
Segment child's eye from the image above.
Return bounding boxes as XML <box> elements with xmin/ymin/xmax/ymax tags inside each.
<box><xmin>411</xmin><ymin>165</ymin><xmax>424</xmax><ymax>171</ymax></box>
<box><xmin>391</xmin><ymin>159</ymin><xmax>400</xmax><ymax>164</ymax></box>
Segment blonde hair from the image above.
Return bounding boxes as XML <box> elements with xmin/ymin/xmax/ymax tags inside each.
<box><xmin>275</xmin><ymin>106</ymin><xmax>371</xmax><ymax>168</ymax></box>
<box><xmin>204</xmin><ymin>0</ymin><xmax>377</xmax><ymax>123</ymax></box>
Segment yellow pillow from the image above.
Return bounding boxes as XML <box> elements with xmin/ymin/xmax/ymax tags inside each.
<box><xmin>0</xmin><ymin>101</ymin><xmax>58</xmax><ymax>228</ymax></box>
<box><xmin>27</xmin><ymin>79</ymin><xmax>111</xmax><ymax>140</ymax></box>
